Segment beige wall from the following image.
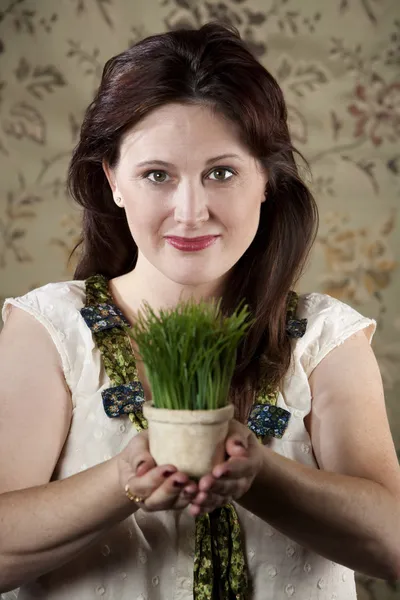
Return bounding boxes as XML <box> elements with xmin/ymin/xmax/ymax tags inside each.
<box><xmin>0</xmin><ymin>1</ymin><xmax>399</xmax><ymax>597</ymax></box>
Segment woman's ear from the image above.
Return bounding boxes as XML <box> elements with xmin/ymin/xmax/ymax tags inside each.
<box><xmin>102</xmin><ymin>159</ymin><xmax>117</xmax><ymax>194</ymax></box>
<box><xmin>261</xmin><ymin>169</ymin><xmax>269</xmax><ymax>203</ymax></box>
<box><xmin>262</xmin><ymin>182</ymin><xmax>268</xmax><ymax>203</ymax></box>
<box><xmin>102</xmin><ymin>160</ymin><xmax>124</xmax><ymax>207</ymax></box>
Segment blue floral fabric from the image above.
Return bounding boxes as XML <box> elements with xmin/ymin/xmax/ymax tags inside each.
<box><xmin>247</xmin><ymin>404</ymin><xmax>291</xmax><ymax>439</ymax></box>
<box><xmin>102</xmin><ymin>381</ymin><xmax>145</xmax><ymax>417</ymax></box>
<box><xmin>81</xmin><ymin>303</ymin><xmax>130</xmax><ymax>333</ymax></box>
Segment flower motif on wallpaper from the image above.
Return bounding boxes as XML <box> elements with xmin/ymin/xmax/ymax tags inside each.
<box><xmin>161</xmin><ymin>0</ymin><xmax>322</xmax><ymax>58</ymax></box>
<box><xmin>348</xmin><ymin>77</ymin><xmax>400</xmax><ymax>147</ymax></box>
<box><xmin>161</xmin><ymin>0</ymin><xmax>268</xmax><ymax>57</ymax></box>
<box><xmin>317</xmin><ymin>210</ymin><xmax>397</xmax><ymax>306</ymax></box>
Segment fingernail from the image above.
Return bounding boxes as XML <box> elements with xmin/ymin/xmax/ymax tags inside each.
<box><xmin>173</xmin><ymin>480</ymin><xmax>185</xmax><ymax>488</ymax></box>
<box><xmin>234</xmin><ymin>440</ymin><xmax>245</xmax><ymax>448</ymax></box>
<box><xmin>162</xmin><ymin>469</ymin><xmax>175</xmax><ymax>477</ymax></box>
<box><xmin>216</xmin><ymin>470</ymin><xmax>230</xmax><ymax>478</ymax></box>
<box><xmin>135</xmin><ymin>460</ymin><xmax>146</xmax><ymax>474</ymax></box>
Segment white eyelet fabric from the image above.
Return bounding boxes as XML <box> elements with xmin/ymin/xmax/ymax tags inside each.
<box><xmin>2</xmin><ymin>281</ymin><xmax>376</xmax><ymax>599</ymax></box>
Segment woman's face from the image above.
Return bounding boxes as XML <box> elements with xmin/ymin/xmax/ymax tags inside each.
<box><xmin>103</xmin><ymin>102</ymin><xmax>267</xmax><ymax>289</ymax></box>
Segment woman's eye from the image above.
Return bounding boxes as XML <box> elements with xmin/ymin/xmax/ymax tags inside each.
<box><xmin>146</xmin><ymin>171</ymin><xmax>169</xmax><ymax>184</ymax></box>
<box><xmin>208</xmin><ymin>168</ymin><xmax>234</xmax><ymax>181</ymax></box>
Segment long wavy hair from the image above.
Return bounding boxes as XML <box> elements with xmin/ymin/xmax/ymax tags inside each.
<box><xmin>68</xmin><ymin>22</ymin><xmax>318</xmax><ymax>418</ymax></box>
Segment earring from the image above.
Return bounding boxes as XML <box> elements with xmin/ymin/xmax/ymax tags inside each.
<box><xmin>115</xmin><ymin>196</ymin><xmax>123</xmax><ymax>206</ymax></box>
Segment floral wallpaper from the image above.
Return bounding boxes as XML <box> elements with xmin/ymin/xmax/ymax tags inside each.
<box><xmin>0</xmin><ymin>0</ymin><xmax>399</xmax><ymax>598</ymax></box>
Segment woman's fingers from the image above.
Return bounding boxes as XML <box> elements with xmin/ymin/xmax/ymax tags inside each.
<box><xmin>188</xmin><ymin>490</ymin><xmax>230</xmax><ymax>516</ymax></box>
<box><xmin>126</xmin><ymin>464</ymin><xmax>177</xmax><ymax>503</ymax></box>
<box><xmin>225</xmin><ymin>437</ymin><xmax>249</xmax><ymax>459</ymax></box>
<box><xmin>196</xmin><ymin>476</ymin><xmax>248</xmax><ymax>501</ymax></box>
<box><xmin>144</xmin><ymin>472</ymin><xmax>194</xmax><ymax>511</ymax></box>
<box><xmin>190</xmin><ymin>489</ymin><xmax>227</xmax><ymax>507</ymax></box>
<box><xmin>212</xmin><ymin>457</ymin><xmax>253</xmax><ymax>483</ymax></box>
<box><xmin>119</xmin><ymin>430</ymin><xmax>157</xmax><ymax>476</ymax></box>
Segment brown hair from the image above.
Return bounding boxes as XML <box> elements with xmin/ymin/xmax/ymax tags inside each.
<box><xmin>68</xmin><ymin>22</ymin><xmax>318</xmax><ymax>418</ymax></box>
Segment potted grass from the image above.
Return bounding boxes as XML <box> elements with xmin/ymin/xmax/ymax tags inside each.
<box><xmin>127</xmin><ymin>299</ymin><xmax>251</xmax><ymax>479</ymax></box>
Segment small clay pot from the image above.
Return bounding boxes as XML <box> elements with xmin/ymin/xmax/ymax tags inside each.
<box><xmin>142</xmin><ymin>402</ymin><xmax>234</xmax><ymax>479</ymax></box>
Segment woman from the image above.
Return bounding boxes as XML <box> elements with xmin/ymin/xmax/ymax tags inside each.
<box><xmin>0</xmin><ymin>22</ymin><xmax>399</xmax><ymax>600</ymax></box>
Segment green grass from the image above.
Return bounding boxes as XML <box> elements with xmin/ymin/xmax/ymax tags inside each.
<box><xmin>126</xmin><ymin>299</ymin><xmax>251</xmax><ymax>410</ymax></box>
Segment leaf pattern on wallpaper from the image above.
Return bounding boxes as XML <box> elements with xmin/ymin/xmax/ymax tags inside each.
<box><xmin>274</xmin><ymin>56</ymin><xmax>330</xmax><ymax>146</ymax></box>
<box><xmin>68</xmin><ymin>112</ymin><xmax>82</xmax><ymax>143</ymax></box>
<box><xmin>342</xmin><ymin>155</ymin><xmax>380</xmax><ymax>194</ymax></box>
<box><xmin>0</xmin><ymin>77</ymin><xmax>8</xmax><ymax>154</ymax></box>
<box><xmin>339</xmin><ymin>0</ymin><xmax>380</xmax><ymax>25</ymax></box>
<box><xmin>274</xmin><ymin>9</ymin><xmax>321</xmax><ymax>35</ymax></box>
<box><xmin>276</xmin><ymin>56</ymin><xmax>329</xmax><ymax>97</ymax></box>
<box><xmin>14</xmin><ymin>58</ymin><xmax>67</xmax><ymax>100</ymax></box>
<box><xmin>310</xmin><ymin>176</ymin><xmax>336</xmax><ymax>198</ymax></box>
<box><xmin>0</xmin><ymin>175</ymin><xmax>43</xmax><ymax>267</ymax></box>
<box><xmin>286</xmin><ymin>105</ymin><xmax>308</xmax><ymax>144</ymax></box>
<box><xmin>0</xmin><ymin>85</ymin><xmax>9</xmax><ymax>155</ymax></box>
<box><xmin>0</xmin><ymin>1</ymin><xmax>59</xmax><ymax>36</ymax></box>
<box><xmin>66</xmin><ymin>40</ymin><xmax>103</xmax><ymax>84</ymax></box>
<box><xmin>0</xmin><ymin>153</ymin><xmax>70</xmax><ymax>269</ymax></box>
<box><xmin>72</xmin><ymin>0</ymin><xmax>114</xmax><ymax>28</ymax></box>
<box><xmin>2</xmin><ymin>102</ymin><xmax>46</xmax><ymax>144</ymax></box>
<box><xmin>330</xmin><ymin>110</ymin><xmax>344</xmax><ymax>141</ymax></box>
<box><xmin>50</xmin><ymin>212</ymin><xmax>82</xmax><ymax>275</ymax></box>
<box><xmin>330</xmin><ymin>25</ymin><xmax>400</xmax><ymax>78</ymax></box>
<box><xmin>387</xmin><ymin>155</ymin><xmax>400</xmax><ymax>175</ymax></box>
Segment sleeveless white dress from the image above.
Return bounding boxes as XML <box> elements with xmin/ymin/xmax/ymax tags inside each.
<box><xmin>1</xmin><ymin>280</ymin><xmax>376</xmax><ymax>600</ymax></box>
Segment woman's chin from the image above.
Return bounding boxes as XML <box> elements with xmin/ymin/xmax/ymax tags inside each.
<box><xmin>164</xmin><ymin>266</ymin><xmax>224</xmax><ymax>288</ymax></box>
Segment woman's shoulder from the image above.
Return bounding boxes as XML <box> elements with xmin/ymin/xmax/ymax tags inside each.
<box><xmin>2</xmin><ymin>279</ymin><xmax>86</xmax><ymax>324</ymax></box>
<box><xmin>294</xmin><ymin>291</ymin><xmax>377</xmax><ymax>376</ymax></box>
<box><xmin>296</xmin><ymin>290</ymin><xmax>374</xmax><ymax>324</ymax></box>
<box><xmin>1</xmin><ymin>279</ymin><xmax>91</xmax><ymax>391</ymax></box>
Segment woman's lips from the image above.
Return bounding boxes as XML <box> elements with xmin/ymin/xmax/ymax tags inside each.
<box><xmin>164</xmin><ymin>235</ymin><xmax>219</xmax><ymax>252</ymax></box>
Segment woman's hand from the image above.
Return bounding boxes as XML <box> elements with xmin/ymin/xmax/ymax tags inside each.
<box><xmin>185</xmin><ymin>419</ymin><xmax>263</xmax><ymax>517</ymax></box>
<box><xmin>117</xmin><ymin>430</ymin><xmax>199</xmax><ymax>511</ymax></box>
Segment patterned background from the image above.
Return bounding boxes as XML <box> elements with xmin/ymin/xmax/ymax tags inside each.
<box><xmin>0</xmin><ymin>0</ymin><xmax>399</xmax><ymax>598</ymax></box>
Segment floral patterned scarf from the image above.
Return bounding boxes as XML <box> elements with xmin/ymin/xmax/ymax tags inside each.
<box><xmin>80</xmin><ymin>274</ymin><xmax>307</xmax><ymax>599</ymax></box>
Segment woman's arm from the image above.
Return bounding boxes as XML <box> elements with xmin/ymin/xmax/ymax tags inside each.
<box><xmin>239</xmin><ymin>441</ymin><xmax>400</xmax><ymax>580</ymax></box>
<box><xmin>0</xmin><ymin>455</ymin><xmax>135</xmax><ymax>591</ymax></box>
<box><xmin>0</xmin><ymin>308</ymin><xmax>194</xmax><ymax>592</ymax></box>
<box><xmin>238</xmin><ymin>330</ymin><xmax>400</xmax><ymax>581</ymax></box>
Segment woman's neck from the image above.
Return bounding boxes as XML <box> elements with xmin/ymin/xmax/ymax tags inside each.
<box><xmin>109</xmin><ymin>258</ymin><xmax>226</xmax><ymax>322</ymax></box>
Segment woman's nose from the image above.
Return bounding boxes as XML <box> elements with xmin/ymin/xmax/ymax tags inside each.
<box><xmin>173</xmin><ymin>183</ymin><xmax>209</xmax><ymax>226</ymax></box>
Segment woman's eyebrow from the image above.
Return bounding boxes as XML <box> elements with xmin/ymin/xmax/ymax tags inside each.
<box><xmin>135</xmin><ymin>153</ymin><xmax>244</xmax><ymax>169</ymax></box>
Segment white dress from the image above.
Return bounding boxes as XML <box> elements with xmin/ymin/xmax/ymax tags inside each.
<box><xmin>1</xmin><ymin>280</ymin><xmax>376</xmax><ymax>600</ymax></box>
